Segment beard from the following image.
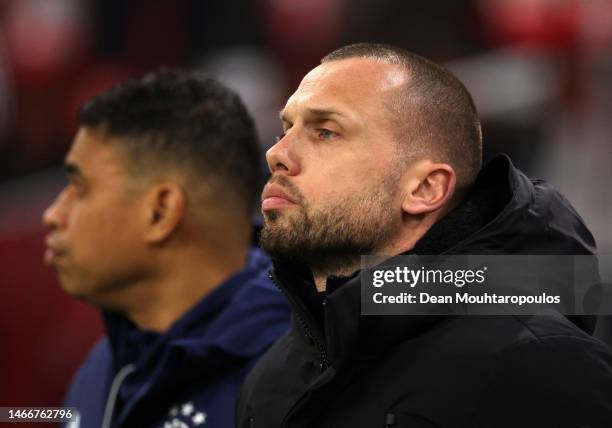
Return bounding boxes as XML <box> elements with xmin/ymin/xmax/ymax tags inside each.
<box><xmin>260</xmin><ymin>173</ymin><xmax>400</xmax><ymax>274</ymax></box>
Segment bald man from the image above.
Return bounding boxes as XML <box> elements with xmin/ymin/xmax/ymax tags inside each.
<box><xmin>236</xmin><ymin>43</ymin><xmax>612</xmax><ymax>427</ymax></box>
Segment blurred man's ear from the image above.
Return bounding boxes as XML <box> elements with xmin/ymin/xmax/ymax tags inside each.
<box><xmin>143</xmin><ymin>182</ymin><xmax>186</xmax><ymax>244</ymax></box>
<box><xmin>401</xmin><ymin>161</ymin><xmax>456</xmax><ymax>216</ymax></box>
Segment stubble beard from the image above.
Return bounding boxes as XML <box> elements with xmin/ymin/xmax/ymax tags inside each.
<box><xmin>260</xmin><ymin>173</ymin><xmax>400</xmax><ymax>275</ymax></box>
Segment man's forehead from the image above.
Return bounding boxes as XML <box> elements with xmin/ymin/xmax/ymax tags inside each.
<box><xmin>284</xmin><ymin>58</ymin><xmax>408</xmax><ymax>116</ymax></box>
<box><xmin>300</xmin><ymin>58</ymin><xmax>406</xmax><ymax>94</ymax></box>
<box><xmin>65</xmin><ymin>127</ymin><xmax>126</xmax><ymax>177</ymax></box>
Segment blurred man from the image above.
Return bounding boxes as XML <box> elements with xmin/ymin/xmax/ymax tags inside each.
<box><xmin>237</xmin><ymin>44</ymin><xmax>612</xmax><ymax>427</ymax></box>
<box><xmin>42</xmin><ymin>70</ymin><xmax>290</xmax><ymax>428</ymax></box>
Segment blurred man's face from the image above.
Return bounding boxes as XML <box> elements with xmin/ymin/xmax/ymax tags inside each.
<box><xmin>42</xmin><ymin>127</ymin><xmax>149</xmax><ymax>305</ymax></box>
<box><xmin>261</xmin><ymin>58</ymin><xmax>409</xmax><ymax>266</ymax></box>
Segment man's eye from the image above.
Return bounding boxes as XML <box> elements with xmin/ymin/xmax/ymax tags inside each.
<box><xmin>275</xmin><ymin>133</ymin><xmax>285</xmax><ymax>142</ymax></box>
<box><xmin>317</xmin><ymin>129</ymin><xmax>337</xmax><ymax>140</ymax></box>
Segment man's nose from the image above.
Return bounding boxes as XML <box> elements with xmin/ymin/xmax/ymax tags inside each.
<box><xmin>266</xmin><ymin>132</ymin><xmax>301</xmax><ymax>176</ymax></box>
<box><xmin>42</xmin><ymin>189</ymin><xmax>69</xmax><ymax>231</ymax></box>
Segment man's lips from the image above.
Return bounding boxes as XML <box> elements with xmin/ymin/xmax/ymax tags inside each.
<box><xmin>44</xmin><ymin>236</ymin><xmax>66</xmax><ymax>265</ymax></box>
<box><xmin>261</xmin><ymin>184</ymin><xmax>296</xmax><ymax>211</ymax></box>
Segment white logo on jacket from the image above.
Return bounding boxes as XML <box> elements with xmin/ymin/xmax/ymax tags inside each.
<box><xmin>162</xmin><ymin>402</ymin><xmax>207</xmax><ymax>427</ymax></box>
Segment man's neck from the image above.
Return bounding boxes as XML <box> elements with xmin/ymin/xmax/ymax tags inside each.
<box><xmin>312</xmin><ymin>263</ymin><xmax>359</xmax><ymax>292</ymax></box>
<box><xmin>122</xmin><ymin>244</ymin><xmax>248</xmax><ymax>332</ymax></box>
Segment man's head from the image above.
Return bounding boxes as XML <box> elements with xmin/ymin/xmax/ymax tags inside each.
<box><xmin>43</xmin><ymin>69</ymin><xmax>261</xmax><ymax>307</ymax></box>
<box><xmin>260</xmin><ymin>43</ymin><xmax>482</xmax><ymax>278</ymax></box>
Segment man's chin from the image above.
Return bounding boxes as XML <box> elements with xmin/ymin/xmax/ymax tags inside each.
<box><xmin>56</xmin><ymin>273</ymin><xmax>91</xmax><ymax>299</ymax></box>
<box><xmin>262</xmin><ymin>207</ymin><xmax>299</xmax><ymax>224</ymax></box>
<box><xmin>59</xmin><ymin>279</ymin><xmax>86</xmax><ymax>299</ymax></box>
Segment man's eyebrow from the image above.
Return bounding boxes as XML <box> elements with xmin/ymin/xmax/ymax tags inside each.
<box><xmin>279</xmin><ymin>108</ymin><xmax>348</xmax><ymax>122</ymax></box>
<box><xmin>305</xmin><ymin>108</ymin><xmax>347</xmax><ymax>120</ymax></box>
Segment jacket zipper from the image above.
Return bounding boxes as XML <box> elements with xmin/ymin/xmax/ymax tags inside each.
<box><xmin>101</xmin><ymin>364</ymin><xmax>135</xmax><ymax>428</ymax></box>
<box><xmin>268</xmin><ymin>271</ymin><xmax>329</xmax><ymax>370</ymax></box>
<box><xmin>385</xmin><ymin>413</ymin><xmax>396</xmax><ymax>427</ymax></box>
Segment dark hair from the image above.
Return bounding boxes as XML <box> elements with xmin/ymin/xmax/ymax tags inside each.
<box><xmin>322</xmin><ymin>43</ymin><xmax>482</xmax><ymax>191</ymax></box>
<box><xmin>78</xmin><ymin>68</ymin><xmax>261</xmax><ymax>216</ymax></box>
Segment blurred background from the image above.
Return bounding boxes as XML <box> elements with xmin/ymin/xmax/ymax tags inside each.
<box><xmin>1</xmin><ymin>0</ymin><xmax>611</xmax><ymax>421</ymax></box>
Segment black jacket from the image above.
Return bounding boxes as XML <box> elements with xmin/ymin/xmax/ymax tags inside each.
<box><xmin>237</xmin><ymin>155</ymin><xmax>612</xmax><ymax>428</ymax></box>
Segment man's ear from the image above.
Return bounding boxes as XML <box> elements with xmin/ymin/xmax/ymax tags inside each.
<box><xmin>401</xmin><ymin>161</ymin><xmax>456</xmax><ymax>215</ymax></box>
<box><xmin>143</xmin><ymin>182</ymin><xmax>186</xmax><ymax>244</ymax></box>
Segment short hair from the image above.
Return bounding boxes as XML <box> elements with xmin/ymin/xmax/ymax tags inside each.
<box><xmin>77</xmin><ymin>68</ymin><xmax>261</xmax><ymax>217</ymax></box>
<box><xmin>322</xmin><ymin>43</ymin><xmax>482</xmax><ymax>191</ymax></box>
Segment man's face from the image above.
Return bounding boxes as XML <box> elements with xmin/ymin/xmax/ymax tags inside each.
<box><xmin>42</xmin><ymin>127</ymin><xmax>149</xmax><ymax>305</ymax></box>
<box><xmin>261</xmin><ymin>58</ymin><xmax>409</xmax><ymax>266</ymax></box>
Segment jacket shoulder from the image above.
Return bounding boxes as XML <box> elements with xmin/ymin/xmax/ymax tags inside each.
<box><xmin>64</xmin><ymin>337</ymin><xmax>113</xmax><ymax>404</ymax></box>
<box><xmin>388</xmin><ymin>315</ymin><xmax>612</xmax><ymax>427</ymax></box>
<box><xmin>63</xmin><ymin>337</ymin><xmax>113</xmax><ymax>427</ymax></box>
<box><xmin>472</xmin><ymin>332</ymin><xmax>612</xmax><ymax>426</ymax></box>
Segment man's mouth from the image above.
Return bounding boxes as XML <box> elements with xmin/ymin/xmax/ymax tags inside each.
<box><xmin>262</xmin><ymin>183</ymin><xmax>297</xmax><ymax>211</ymax></box>
<box><xmin>44</xmin><ymin>237</ymin><xmax>66</xmax><ymax>266</ymax></box>
<box><xmin>44</xmin><ymin>248</ymin><xmax>60</xmax><ymax>266</ymax></box>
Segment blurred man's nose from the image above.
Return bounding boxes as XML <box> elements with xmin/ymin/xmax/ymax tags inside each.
<box><xmin>42</xmin><ymin>189</ymin><xmax>69</xmax><ymax>231</ymax></box>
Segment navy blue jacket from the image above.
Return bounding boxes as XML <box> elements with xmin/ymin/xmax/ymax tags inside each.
<box><xmin>64</xmin><ymin>248</ymin><xmax>290</xmax><ymax>428</ymax></box>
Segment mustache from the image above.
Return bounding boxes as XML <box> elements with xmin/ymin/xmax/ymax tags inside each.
<box><xmin>266</xmin><ymin>175</ymin><xmax>305</xmax><ymax>205</ymax></box>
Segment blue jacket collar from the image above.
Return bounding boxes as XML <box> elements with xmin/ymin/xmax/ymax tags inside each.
<box><xmin>103</xmin><ymin>247</ymin><xmax>273</xmax><ymax>372</ymax></box>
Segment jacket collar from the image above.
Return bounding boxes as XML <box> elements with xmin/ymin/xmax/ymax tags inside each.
<box><xmin>104</xmin><ymin>247</ymin><xmax>273</xmax><ymax>372</ymax></box>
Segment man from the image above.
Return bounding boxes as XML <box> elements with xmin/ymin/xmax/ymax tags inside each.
<box><xmin>42</xmin><ymin>70</ymin><xmax>290</xmax><ymax>428</ymax></box>
<box><xmin>236</xmin><ymin>44</ymin><xmax>612</xmax><ymax>427</ymax></box>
